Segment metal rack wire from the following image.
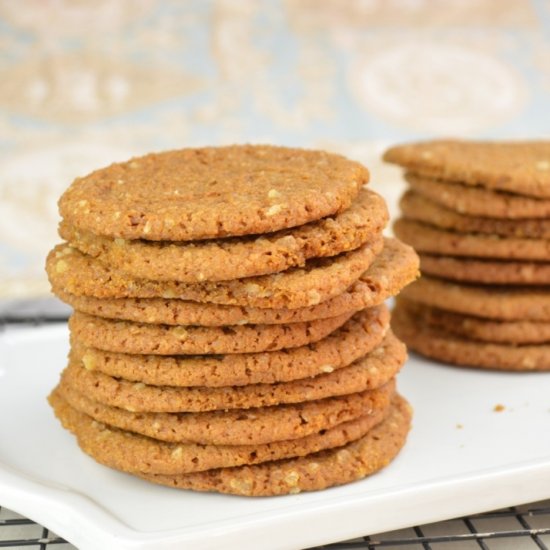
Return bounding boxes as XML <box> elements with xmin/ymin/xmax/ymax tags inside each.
<box><xmin>0</xmin><ymin>507</ymin><xmax>68</xmax><ymax>548</ymax></box>
<box><xmin>310</xmin><ymin>501</ymin><xmax>550</xmax><ymax>549</ymax></box>
<box><xmin>2</xmin><ymin>501</ymin><xmax>550</xmax><ymax>549</ymax></box>
<box><xmin>1</xmin><ymin>316</ymin><xmax>550</xmax><ymax>549</ymax></box>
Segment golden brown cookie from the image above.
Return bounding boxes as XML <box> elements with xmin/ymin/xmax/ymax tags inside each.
<box><xmin>51</xmin><ymin>239</ymin><xmax>418</xmax><ymax>325</ymax></box>
<box><xmin>70</xmin><ymin>306</ymin><xmax>390</xmax><ymax>387</ymax></box>
<box><xmin>419</xmin><ymin>254</ymin><xmax>550</xmax><ymax>285</ymax></box>
<box><xmin>48</xmin><ymin>388</ymin><xmax>391</xmax><ymax>475</ymax></box>
<box><xmin>394</xmin><ymin>218</ymin><xmax>550</xmax><ymax>261</ymax></box>
<box><xmin>384</xmin><ymin>139</ymin><xmax>550</xmax><ymax>198</ymax></box>
<box><xmin>392</xmin><ymin>306</ymin><xmax>550</xmax><ymax>371</ymax></box>
<box><xmin>56</xmin><ymin>378</ymin><xmax>395</xmax><ymax>445</ymax></box>
<box><xmin>60</xmin><ymin>331</ymin><xmax>406</xmax><ymax>412</ymax></box>
<box><xmin>47</xmin><ymin>238</ymin><xmax>384</xmax><ymax>309</ymax></box>
<box><xmin>138</xmin><ymin>395</ymin><xmax>411</xmax><ymax>496</ymax></box>
<box><xmin>59</xmin><ymin>145</ymin><xmax>368</xmax><ymax>241</ymax></box>
<box><xmin>405</xmin><ymin>174</ymin><xmax>550</xmax><ymax>219</ymax></box>
<box><xmin>59</xmin><ymin>188</ymin><xmax>388</xmax><ymax>282</ymax></box>
<box><xmin>397</xmin><ymin>299</ymin><xmax>550</xmax><ymax>344</ymax></box>
<box><xmin>68</xmin><ymin>309</ymin><xmax>353</xmax><ymax>355</ymax></box>
<box><xmin>400</xmin><ymin>190</ymin><xmax>550</xmax><ymax>239</ymax></box>
<box><xmin>400</xmin><ymin>276</ymin><xmax>550</xmax><ymax>321</ymax></box>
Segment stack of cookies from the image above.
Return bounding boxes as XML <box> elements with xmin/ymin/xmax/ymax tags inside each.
<box><xmin>46</xmin><ymin>145</ymin><xmax>419</xmax><ymax>496</ymax></box>
<box><xmin>385</xmin><ymin>139</ymin><xmax>550</xmax><ymax>371</ymax></box>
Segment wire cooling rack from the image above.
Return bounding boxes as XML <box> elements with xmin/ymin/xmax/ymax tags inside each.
<box><xmin>1</xmin><ymin>316</ymin><xmax>550</xmax><ymax>549</ymax></box>
<box><xmin>2</xmin><ymin>500</ymin><xmax>550</xmax><ymax>549</ymax></box>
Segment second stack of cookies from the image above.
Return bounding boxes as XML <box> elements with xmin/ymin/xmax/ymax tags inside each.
<box><xmin>385</xmin><ymin>139</ymin><xmax>550</xmax><ymax>371</ymax></box>
<box><xmin>46</xmin><ymin>145</ymin><xmax>419</xmax><ymax>496</ymax></box>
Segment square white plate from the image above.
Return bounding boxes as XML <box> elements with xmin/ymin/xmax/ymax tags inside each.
<box><xmin>1</xmin><ymin>324</ymin><xmax>550</xmax><ymax>550</ymax></box>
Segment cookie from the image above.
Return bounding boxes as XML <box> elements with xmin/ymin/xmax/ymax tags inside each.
<box><xmin>419</xmin><ymin>254</ymin><xmax>550</xmax><ymax>285</ymax></box>
<box><xmin>68</xmin><ymin>309</ymin><xmax>353</xmax><ymax>355</ymax></box>
<box><xmin>405</xmin><ymin>174</ymin><xmax>550</xmax><ymax>219</ymax></box>
<box><xmin>56</xmin><ymin>378</ymin><xmax>395</xmax><ymax>445</ymax></box>
<box><xmin>59</xmin><ymin>188</ymin><xmax>388</xmax><ymax>283</ymax></box>
<box><xmin>392</xmin><ymin>306</ymin><xmax>550</xmax><ymax>371</ymax></box>
<box><xmin>400</xmin><ymin>276</ymin><xmax>550</xmax><ymax>321</ymax></box>
<box><xmin>60</xmin><ymin>331</ymin><xmax>406</xmax><ymax>412</ymax></box>
<box><xmin>394</xmin><ymin>218</ymin><xmax>550</xmax><ymax>261</ymax></box>
<box><xmin>70</xmin><ymin>307</ymin><xmax>390</xmax><ymax>387</ymax></box>
<box><xmin>51</xmin><ymin>238</ymin><xmax>418</xmax><ymax>326</ymax></box>
<box><xmin>398</xmin><ymin>299</ymin><xmax>550</xmax><ymax>344</ymax></box>
<box><xmin>138</xmin><ymin>395</ymin><xmax>411</xmax><ymax>496</ymax></box>
<box><xmin>47</xmin><ymin>238</ymin><xmax>384</xmax><ymax>309</ymax></box>
<box><xmin>400</xmin><ymin>190</ymin><xmax>550</xmax><ymax>239</ymax></box>
<box><xmin>49</xmin><ymin>388</ymin><xmax>391</xmax><ymax>475</ymax></box>
<box><xmin>384</xmin><ymin>139</ymin><xmax>550</xmax><ymax>198</ymax></box>
<box><xmin>58</xmin><ymin>145</ymin><xmax>368</xmax><ymax>241</ymax></box>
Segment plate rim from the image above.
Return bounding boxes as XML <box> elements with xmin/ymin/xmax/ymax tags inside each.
<box><xmin>2</xmin><ymin>455</ymin><xmax>550</xmax><ymax>550</ymax></box>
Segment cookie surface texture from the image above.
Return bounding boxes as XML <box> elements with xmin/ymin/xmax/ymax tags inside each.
<box><xmin>398</xmin><ymin>299</ymin><xmax>550</xmax><ymax>344</ymax></box>
<box><xmin>419</xmin><ymin>255</ymin><xmax>550</xmax><ymax>285</ymax></box>
<box><xmin>48</xmin><ymin>239</ymin><xmax>384</xmax><ymax>309</ymax></box>
<box><xmin>68</xmin><ymin>310</ymin><xmax>353</xmax><ymax>355</ymax></box>
<box><xmin>47</xmin><ymin>239</ymin><xmax>418</xmax><ymax>326</ymax></box>
<box><xmin>392</xmin><ymin>306</ymin><xmax>550</xmax><ymax>371</ymax></box>
<box><xmin>61</xmin><ymin>331</ymin><xmax>406</xmax><ymax>412</ymax></box>
<box><xmin>400</xmin><ymin>276</ymin><xmax>550</xmax><ymax>321</ymax></box>
<box><xmin>394</xmin><ymin>218</ymin><xmax>550</xmax><ymax>261</ymax></box>
<box><xmin>69</xmin><ymin>306</ymin><xmax>390</xmax><ymax>387</ymax></box>
<box><xmin>406</xmin><ymin>174</ymin><xmax>550</xmax><ymax>219</ymax></box>
<box><xmin>51</xmin><ymin>238</ymin><xmax>417</xmax><ymax>326</ymax></box>
<box><xmin>384</xmin><ymin>139</ymin><xmax>550</xmax><ymax>198</ymax></box>
<box><xmin>56</xmin><ymin>378</ymin><xmax>395</xmax><ymax>446</ymax></box>
<box><xmin>59</xmin><ymin>145</ymin><xmax>368</xmax><ymax>240</ymax></box>
<box><xmin>138</xmin><ymin>395</ymin><xmax>412</xmax><ymax>496</ymax></box>
<box><xmin>48</xmin><ymin>389</ymin><xmax>392</xmax><ymax>475</ymax></box>
<box><xmin>400</xmin><ymin>190</ymin><xmax>550</xmax><ymax>239</ymax></box>
<box><xmin>60</xmin><ymin>187</ymin><xmax>388</xmax><ymax>282</ymax></box>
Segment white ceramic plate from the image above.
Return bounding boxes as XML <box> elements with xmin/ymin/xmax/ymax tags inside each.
<box><xmin>1</xmin><ymin>324</ymin><xmax>550</xmax><ymax>550</ymax></box>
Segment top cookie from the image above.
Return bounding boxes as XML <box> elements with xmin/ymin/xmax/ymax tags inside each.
<box><xmin>384</xmin><ymin>139</ymin><xmax>550</xmax><ymax>198</ymax></box>
<box><xmin>59</xmin><ymin>145</ymin><xmax>369</xmax><ymax>241</ymax></box>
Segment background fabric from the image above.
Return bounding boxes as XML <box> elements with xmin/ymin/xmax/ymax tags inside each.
<box><xmin>1</xmin><ymin>0</ymin><xmax>549</xmax><ymax>299</ymax></box>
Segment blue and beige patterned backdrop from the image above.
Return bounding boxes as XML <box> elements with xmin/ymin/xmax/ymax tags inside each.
<box><xmin>1</xmin><ymin>0</ymin><xmax>549</xmax><ymax>299</ymax></box>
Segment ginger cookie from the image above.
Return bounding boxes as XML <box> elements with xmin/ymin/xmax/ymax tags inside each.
<box><xmin>405</xmin><ymin>174</ymin><xmax>550</xmax><ymax>219</ymax></box>
<box><xmin>400</xmin><ymin>276</ymin><xmax>550</xmax><ymax>321</ymax></box>
<box><xmin>49</xmin><ymin>388</ymin><xmax>391</xmax><ymax>475</ymax></box>
<box><xmin>420</xmin><ymin>255</ymin><xmax>550</xmax><ymax>285</ymax></box>
<box><xmin>398</xmin><ymin>299</ymin><xmax>550</xmax><ymax>344</ymax></box>
<box><xmin>392</xmin><ymin>306</ymin><xmax>550</xmax><ymax>371</ymax></box>
<box><xmin>394</xmin><ymin>218</ymin><xmax>550</xmax><ymax>261</ymax></box>
<box><xmin>138</xmin><ymin>395</ymin><xmax>411</xmax><ymax>496</ymax></box>
<box><xmin>384</xmin><ymin>139</ymin><xmax>550</xmax><ymax>198</ymax></box>
<box><xmin>47</xmin><ymin>238</ymin><xmax>384</xmax><ymax>309</ymax></box>
<box><xmin>70</xmin><ymin>307</ymin><xmax>390</xmax><ymax>387</ymax></box>
<box><xmin>51</xmin><ymin>238</ymin><xmax>418</xmax><ymax>326</ymax></box>
<box><xmin>56</xmin><ymin>378</ymin><xmax>395</xmax><ymax>446</ymax></box>
<box><xmin>59</xmin><ymin>145</ymin><xmax>368</xmax><ymax>241</ymax></box>
<box><xmin>60</xmin><ymin>331</ymin><xmax>406</xmax><ymax>412</ymax></box>
<box><xmin>68</xmin><ymin>310</ymin><xmax>352</xmax><ymax>355</ymax></box>
<box><xmin>59</xmin><ymin>188</ymin><xmax>388</xmax><ymax>283</ymax></box>
<box><xmin>400</xmin><ymin>190</ymin><xmax>550</xmax><ymax>239</ymax></box>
